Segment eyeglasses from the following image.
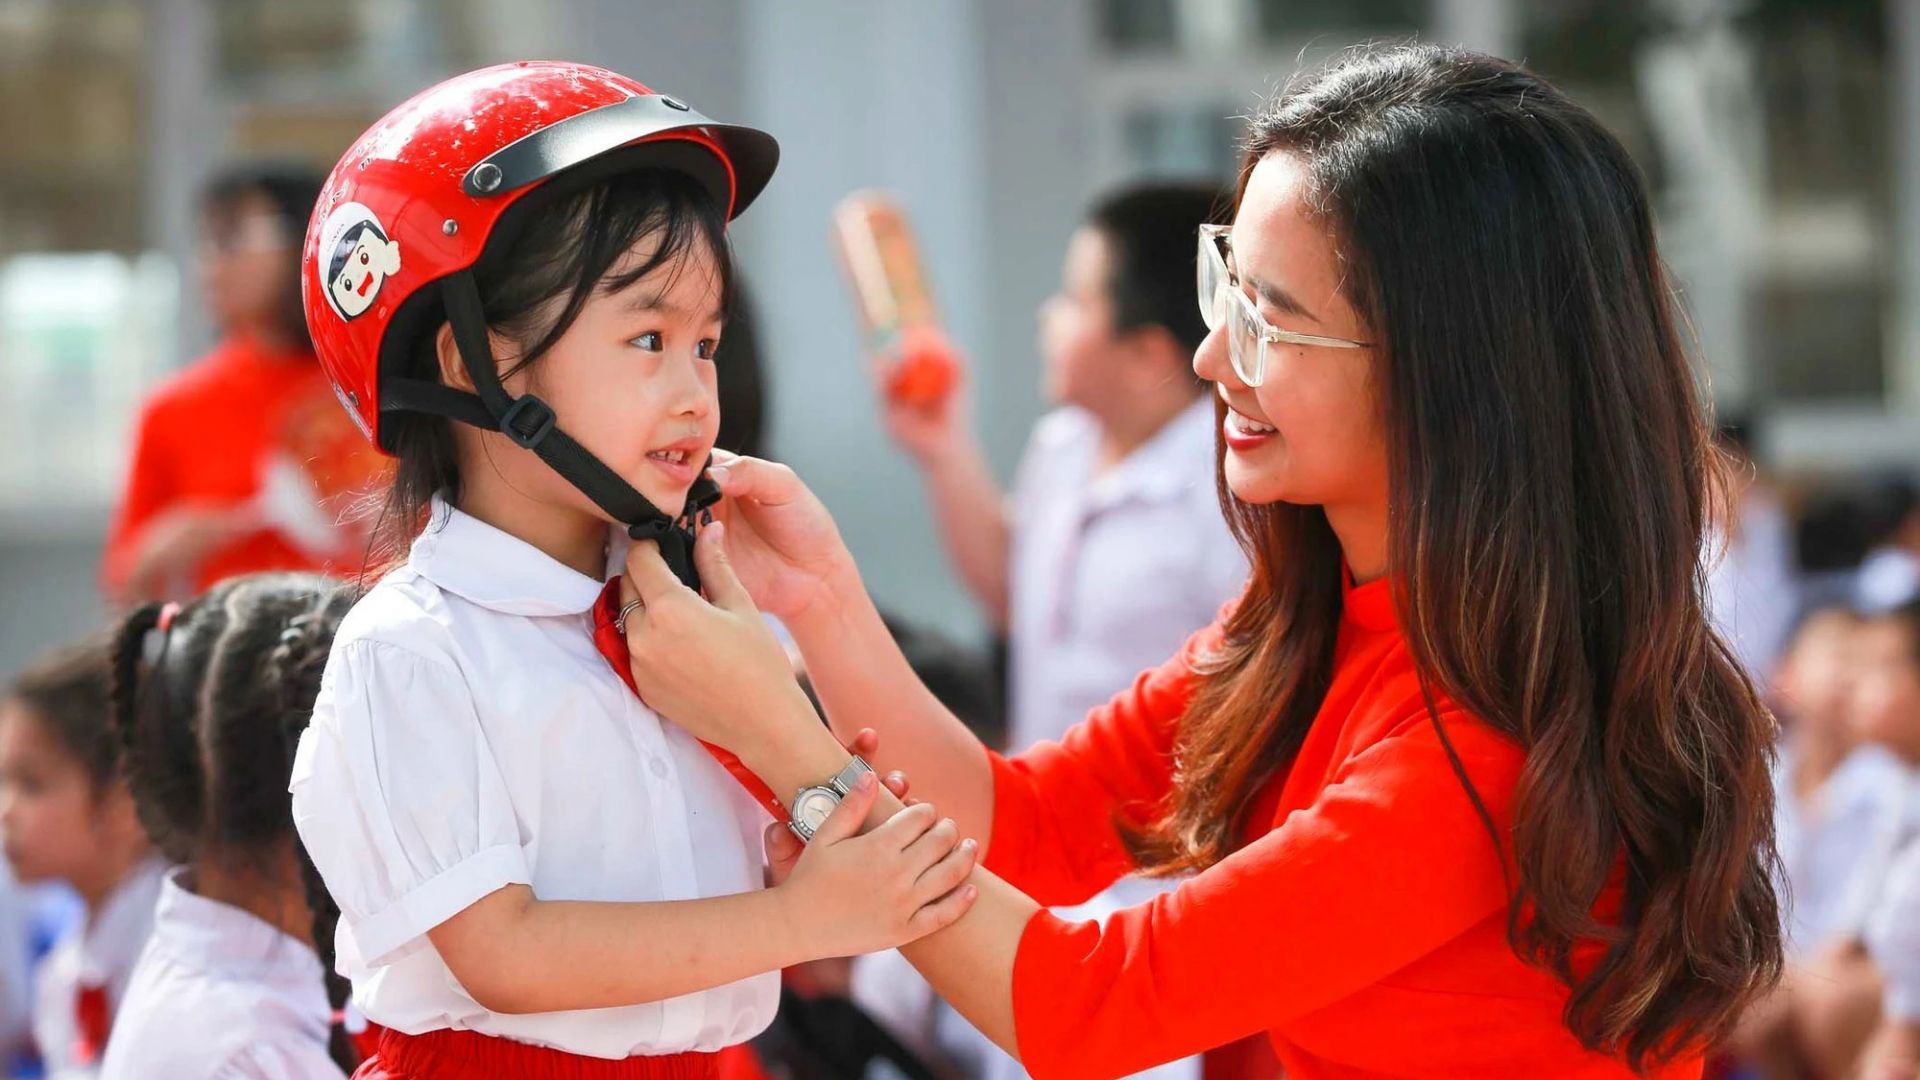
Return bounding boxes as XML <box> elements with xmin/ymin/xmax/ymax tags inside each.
<box><xmin>1196</xmin><ymin>223</ymin><xmax>1368</xmax><ymax>387</ymax></box>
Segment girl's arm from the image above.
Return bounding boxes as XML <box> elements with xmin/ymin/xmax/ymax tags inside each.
<box><xmin>425</xmin><ymin>776</ymin><xmax>979</xmax><ymax>1015</ymax></box>
<box><xmin>876</xmin><ymin>363</ymin><xmax>1012</xmax><ymax>629</ymax></box>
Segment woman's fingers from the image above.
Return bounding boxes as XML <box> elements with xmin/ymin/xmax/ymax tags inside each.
<box><xmin>708</xmin><ymin>456</ymin><xmax>803</xmax><ymax>508</ymax></box>
<box><xmin>692</xmin><ymin>520</ymin><xmax>754</xmax><ymax>614</ymax></box>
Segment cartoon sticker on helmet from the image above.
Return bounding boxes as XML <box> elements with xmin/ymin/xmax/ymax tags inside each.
<box><xmin>319</xmin><ymin>201</ymin><xmax>402</xmax><ymax>321</ymax></box>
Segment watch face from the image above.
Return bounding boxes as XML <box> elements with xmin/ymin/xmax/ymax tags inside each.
<box><xmin>794</xmin><ymin>788</ymin><xmax>839</xmax><ymax>834</ymax></box>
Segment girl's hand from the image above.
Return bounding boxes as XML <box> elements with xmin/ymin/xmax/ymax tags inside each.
<box><xmin>704</xmin><ymin>452</ymin><xmax>859</xmax><ymax>624</ymax></box>
<box><xmin>621</xmin><ymin>521</ymin><xmax>809</xmax><ymax>753</ymax></box>
<box><xmin>764</xmin><ymin>729</ymin><xmax>912</xmax><ymax>887</ymax></box>
<box><xmin>774</xmin><ymin>769</ymin><xmax>979</xmax><ymax>958</ymax></box>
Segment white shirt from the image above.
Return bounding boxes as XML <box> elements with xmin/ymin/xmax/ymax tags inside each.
<box><xmin>1867</xmin><ymin>836</ymin><xmax>1920</xmax><ymax>1021</ymax></box>
<box><xmin>1856</xmin><ymin>546</ymin><xmax>1920</xmax><ymax>614</ymax></box>
<box><xmin>1705</xmin><ymin>486</ymin><xmax>1797</xmax><ymax>680</ymax></box>
<box><xmin>33</xmin><ymin>858</ymin><xmax>165</xmax><ymax>1080</ymax></box>
<box><xmin>1773</xmin><ymin>742</ymin><xmax>1912</xmax><ymax>955</ymax></box>
<box><xmin>1007</xmin><ymin>399</ymin><xmax>1247</xmax><ymax>751</ymax></box>
<box><xmin>1825</xmin><ymin>757</ymin><xmax>1920</xmax><ymax>944</ymax></box>
<box><xmin>289</xmin><ymin>498</ymin><xmax>778</xmax><ymax>1059</ymax></box>
<box><xmin>101</xmin><ymin>869</ymin><xmax>341</xmax><ymax>1080</ymax></box>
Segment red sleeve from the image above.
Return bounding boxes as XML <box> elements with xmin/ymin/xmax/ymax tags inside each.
<box><xmin>1007</xmin><ymin>709</ymin><xmax>1524</xmax><ymax>1080</ymax></box>
<box><xmin>102</xmin><ymin>399</ymin><xmax>173</xmax><ymax>595</ymax></box>
<box><xmin>983</xmin><ymin>620</ymin><xmax>1220</xmax><ymax>906</ymax></box>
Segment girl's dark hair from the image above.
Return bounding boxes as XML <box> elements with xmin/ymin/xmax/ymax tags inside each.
<box><xmin>371</xmin><ymin>167</ymin><xmax>733</xmax><ymax>565</ymax></box>
<box><xmin>1123</xmin><ymin>44</ymin><xmax>1781</xmax><ymax>1069</ymax></box>
<box><xmin>6</xmin><ymin>635</ymin><xmax>119</xmax><ymax>790</ymax></box>
<box><xmin>716</xmin><ymin>280</ymin><xmax>767</xmax><ymax>459</ymax></box>
<box><xmin>108</xmin><ymin>573</ymin><xmax>358</xmax><ymax>1071</ymax></box>
<box><xmin>201</xmin><ymin>162</ymin><xmax>325</xmax><ymax>347</ymax></box>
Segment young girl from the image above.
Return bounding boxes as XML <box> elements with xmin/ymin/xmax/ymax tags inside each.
<box><xmin>290</xmin><ymin>62</ymin><xmax>977</xmax><ymax>1078</ymax></box>
<box><xmin>99</xmin><ymin>574</ymin><xmax>355</xmax><ymax>1078</ymax></box>
<box><xmin>0</xmin><ymin>640</ymin><xmax>165</xmax><ymax>1077</ymax></box>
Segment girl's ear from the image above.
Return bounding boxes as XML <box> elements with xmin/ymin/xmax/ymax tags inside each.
<box><xmin>434</xmin><ymin>322</ymin><xmax>475</xmax><ymax>392</ymax></box>
<box><xmin>433</xmin><ymin>322</ymin><xmax>528</xmax><ymax>393</ymax></box>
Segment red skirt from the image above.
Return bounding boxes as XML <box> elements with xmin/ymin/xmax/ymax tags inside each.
<box><xmin>350</xmin><ymin>1027</ymin><xmax>720</xmax><ymax>1080</ymax></box>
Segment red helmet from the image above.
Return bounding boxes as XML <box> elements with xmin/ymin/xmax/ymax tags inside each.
<box><xmin>300</xmin><ymin>61</ymin><xmax>777</xmax><ymax>586</ymax></box>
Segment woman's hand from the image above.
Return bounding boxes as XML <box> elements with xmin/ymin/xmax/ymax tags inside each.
<box><xmin>704</xmin><ymin>452</ymin><xmax>859</xmax><ymax>624</ymax></box>
<box><xmin>621</xmin><ymin>521</ymin><xmax>812</xmax><ymax>756</ymax></box>
<box><xmin>772</xmin><ymin>768</ymin><xmax>979</xmax><ymax>959</ymax></box>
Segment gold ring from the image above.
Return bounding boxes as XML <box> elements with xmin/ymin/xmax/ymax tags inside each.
<box><xmin>615</xmin><ymin>598</ymin><xmax>645</xmax><ymax>634</ymax></box>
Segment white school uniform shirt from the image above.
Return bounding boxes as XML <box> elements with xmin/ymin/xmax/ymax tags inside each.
<box><xmin>1007</xmin><ymin>398</ymin><xmax>1247</xmax><ymax>753</ymax></box>
<box><xmin>100</xmin><ymin>868</ymin><xmax>341</xmax><ymax>1079</ymax></box>
<box><xmin>33</xmin><ymin>857</ymin><xmax>165</xmax><ymax>1079</ymax></box>
<box><xmin>1772</xmin><ymin>742</ymin><xmax>1912</xmax><ymax>956</ymax></box>
<box><xmin>1868</xmin><ymin>834</ymin><xmax>1920</xmax><ymax>1021</ymax></box>
<box><xmin>289</xmin><ymin>497</ymin><xmax>777</xmax><ymax>1059</ymax></box>
<box><xmin>1825</xmin><ymin>757</ymin><xmax>1920</xmax><ymax>945</ymax></box>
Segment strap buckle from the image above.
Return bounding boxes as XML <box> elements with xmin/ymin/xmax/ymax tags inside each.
<box><xmin>499</xmin><ymin>395</ymin><xmax>557</xmax><ymax>449</ymax></box>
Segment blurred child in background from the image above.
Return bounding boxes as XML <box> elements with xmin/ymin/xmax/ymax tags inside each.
<box><xmin>1740</xmin><ymin>599</ymin><xmax>1920</xmax><ymax>1079</ymax></box>
<box><xmin>865</xmin><ymin>181</ymin><xmax>1252</xmax><ymax>1080</ymax></box>
<box><xmin>103</xmin><ymin>164</ymin><xmax>381</xmax><ymax>605</ymax></box>
<box><xmin>1843</xmin><ymin>600</ymin><xmax>1920</xmax><ymax>1079</ymax></box>
<box><xmin>0</xmin><ymin>642</ymin><xmax>163</xmax><ymax>1077</ymax></box>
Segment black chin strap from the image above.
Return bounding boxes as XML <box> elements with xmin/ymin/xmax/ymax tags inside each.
<box><xmin>381</xmin><ymin>270</ymin><xmax>719</xmax><ymax>591</ymax></box>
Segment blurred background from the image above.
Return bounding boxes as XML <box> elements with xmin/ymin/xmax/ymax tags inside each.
<box><xmin>2</xmin><ymin>0</ymin><xmax>1911</xmax><ymax>673</ymax></box>
<box><xmin>5</xmin><ymin>3</ymin><xmax>1920</xmax><ymax>1078</ymax></box>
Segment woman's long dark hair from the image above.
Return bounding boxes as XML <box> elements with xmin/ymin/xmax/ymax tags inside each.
<box><xmin>1124</xmin><ymin>44</ymin><xmax>1781</xmax><ymax>1068</ymax></box>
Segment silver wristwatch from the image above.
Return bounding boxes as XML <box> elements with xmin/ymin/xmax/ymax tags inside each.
<box><xmin>788</xmin><ymin>756</ymin><xmax>874</xmax><ymax>841</ymax></box>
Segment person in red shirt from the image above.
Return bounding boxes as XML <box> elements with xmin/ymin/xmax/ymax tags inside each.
<box><xmin>609</xmin><ymin>44</ymin><xmax>1783</xmax><ymax>1079</ymax></box>
<box><xmin>104</xmin><ymin>164</ymin><xmax>383</xmax><ymax>605</ymax></box>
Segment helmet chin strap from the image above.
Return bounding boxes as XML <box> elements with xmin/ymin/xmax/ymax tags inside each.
<box><xmin>380</xmin><ymin>270</ymin><xmax>717</xmax><ymax>591</ymax></box>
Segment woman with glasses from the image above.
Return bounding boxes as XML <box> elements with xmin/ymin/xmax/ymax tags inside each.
<box><xmin>612</xmin><ymin>43</ymin><xmax>1782</xmax><ymax>1078</ymax></box>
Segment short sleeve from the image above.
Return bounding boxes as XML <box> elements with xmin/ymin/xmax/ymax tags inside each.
<box><xmin>1866</xmin><ymin>841</ymin><xmax>1920</xmax><ymax>1020</ymax></box>
<box><xmin>290</xmin><ymin>639</ymin><xmax>529</xmax><ymax>969</ymax></box>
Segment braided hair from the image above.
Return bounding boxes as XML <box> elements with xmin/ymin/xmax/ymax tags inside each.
<box><xmin>107</xmin><ymin>573</ymin><xmax>358</xmax><ymax>1071</ymax></box>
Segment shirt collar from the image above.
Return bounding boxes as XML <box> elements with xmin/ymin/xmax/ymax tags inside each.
<box><xmin>409</xmin><ymin>495</ymin><xmax>625</xmax><ymax>617</ymax></box>
<box><xmin>1085</xmin><ymin>396</ymin><xmax>1218</xmax><ymax>511</ymax></box>
<box><xmin>149</xmin><ymin>868</ymin><xmax>322</xmax><ymax>982</ymax></box>
<box><xmin>1341</xmin><ymin>567</ymin><xmax>1400</xmax><ymax>632</ymax></box>
<box><xmin>76</xmin><ymin>857</ymin><xmax>166</xmax><ymax>981</ymax></box>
